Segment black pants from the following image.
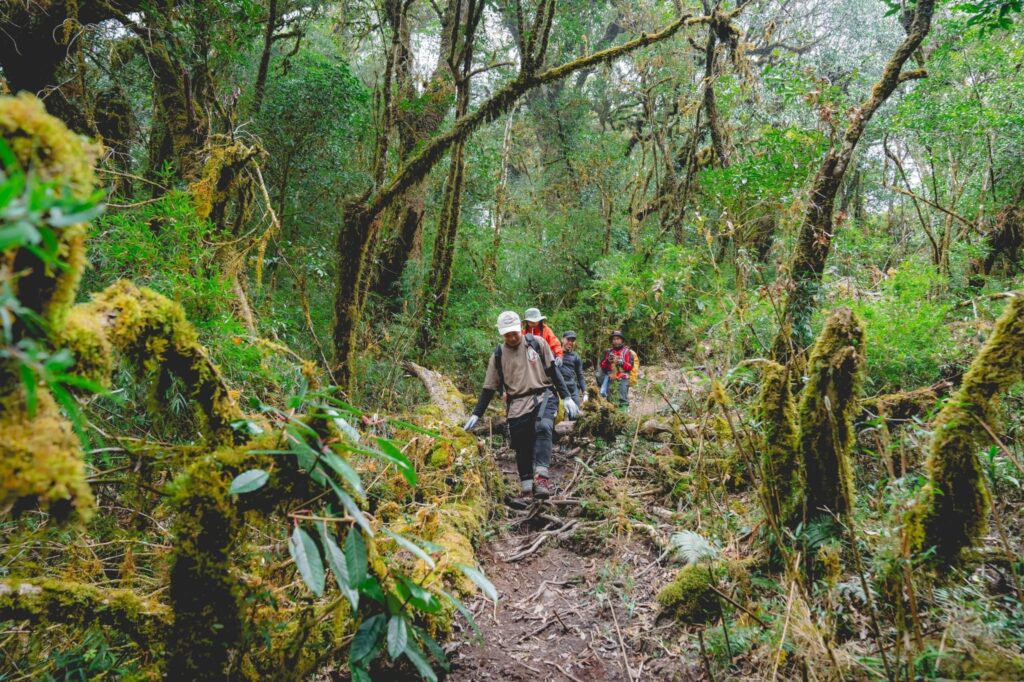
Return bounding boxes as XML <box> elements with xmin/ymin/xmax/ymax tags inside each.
<box><xmin>508</xmin><ymin>389</ymin><xmax>557</xmax><ymax>483</ymax></box>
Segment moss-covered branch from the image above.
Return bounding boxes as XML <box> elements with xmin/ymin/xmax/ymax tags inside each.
<box><xmin>0</xmin><ymin>578</ymin><xmax>170</xmax><ymax>648</ymax></box>
<box><xmin>908</xmin><ymin>294</ymin><xmax>1024</xmax><ymax>564</ymax></box>
<box><xmin>63</xmin><ymin>280</ymin><xmax>243</xmax><ymax>445</ymax></box>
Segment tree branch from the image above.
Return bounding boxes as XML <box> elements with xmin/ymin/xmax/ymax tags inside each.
<box><xmin>364</xmin><ymin>12</ymin><xmax>707</xmax><ymax>220</ymax></box>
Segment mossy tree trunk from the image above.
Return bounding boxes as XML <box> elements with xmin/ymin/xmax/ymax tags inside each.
<box><xmin>909</xmin><ymin>294</ymin><xmax>1024</xmax><ymax>564</ymax></box>
<box><xmin>797</xmin><ymin>307</ymin><xmax>865</xmax><ymax>525</ymax></box>
<box><xmin>420</xmin><ymin>139</ymin><xmax>468</xmax><ymax>352</ymax></box>
<box><xmin>418</xmin><ymin>0</ymin><xmax>481</xmax><ymax>352</ymax></box>
<box><xmin>756</xmin><ymin>361</ymin><xmax>800</xmax><ymax>526</ymax></box>
<box><xmin>770</xmin><ymin>0</ymin><xmax>935</xmax><ymax>366</ymax></box>
<box><xmin>370</xmin><ymin>0</ymin><xmax>459</xmax><ymax>302</ymax></box>
<box><xmin>331</xmin><ymin>7</ymin><xmax>703</xmax><ymax>388</ymax></box>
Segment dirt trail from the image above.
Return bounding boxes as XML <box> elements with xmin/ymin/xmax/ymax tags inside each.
<box><xmin>447</xmin><ymin>380</ymin><xmax>705</xmax><ymax>681</ymax></box>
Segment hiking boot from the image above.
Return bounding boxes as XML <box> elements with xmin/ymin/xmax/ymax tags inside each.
<box><xmin>533</xmin><ymin>475</ymin><xmax>551</xmax><ymax>499</ymax></box>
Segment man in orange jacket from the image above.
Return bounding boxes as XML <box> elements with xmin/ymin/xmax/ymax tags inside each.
<box><xmin>523</xmin><ymin>307</ymin><xmax>563</xmax><ymax>365</ymax></box>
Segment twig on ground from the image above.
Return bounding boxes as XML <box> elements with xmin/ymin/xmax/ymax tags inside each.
<box><xmin>608</xmin><ymin>599</ymin><xmax>635</xmax><ymax>682</ymax></box>
<box><xmin>548</xmin><ymin>661</ymin><xmax>586</xmax><ymax>682</ymax></box>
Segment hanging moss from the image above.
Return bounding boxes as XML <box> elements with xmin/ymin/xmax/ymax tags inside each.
<box><xmin>61</xmin><ymin>280</ymin><xmax>243</xmax><ymax>444</ymax></box>
<box><xmin>908</xmin><ymin>295</ymin><xmax>1024</xmax><ymax>564</ymax></box>
<box><xmin>187</xmin><ymin>140</ymin><xmax>262</xmax><ymax>224</ymax></box>
<box><xmin>757</xmin><ymin>360</ymin><xmax>801</xmax><ymax>525</ymax></box>
<box><xmin>798</xmin><ymin>307</ymin><xmax>865</xmax><ymax>524</ymax></box>
<box><xmin>0</xmin><ymin>389</ymin><xmax>93</xmax><ymax>520</ymax></box>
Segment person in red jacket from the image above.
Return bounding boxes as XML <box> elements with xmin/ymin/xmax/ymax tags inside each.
<box><xmin>523</xmin><ymin>307</ymin><xmax>563</xmax><ymax>364</ymax></box>
<box><xmin>598</xmin><ymin>330</ymin><xmax>633</xmax><ymax>409</ymax></box>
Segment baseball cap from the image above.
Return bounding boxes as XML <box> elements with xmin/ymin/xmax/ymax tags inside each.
<box><xmin>496</xmin><ymin>311</ymin><xmax>522</xmax><ymax>335</ymax></box>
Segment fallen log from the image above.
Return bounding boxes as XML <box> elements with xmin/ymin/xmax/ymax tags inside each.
<box><xmin>403</xmin><ymin>361</ymin><xmax>469</xmax><ymax>425</ymax></box>
<box><xmin>858</xmin><ymin>380</ymin><xmax>952</xmax><ymax>426</ymax></box>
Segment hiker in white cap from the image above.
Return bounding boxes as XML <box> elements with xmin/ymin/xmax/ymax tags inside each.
<box><xmin>463</xmin><ymin>311</ymin><xmax>579</xmax><ymax>499</ymax></box>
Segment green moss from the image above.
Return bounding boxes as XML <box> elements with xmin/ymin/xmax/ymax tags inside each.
<box><xmin>0</xmin><ymin>94</ymin><xmax>98</xmax><ymax>331</ymax></box>
<box><xmin>909</xmin><ymin>294</ymin><xmax>1024</xmax><ymax>564</ymax></box>
<box><xmin>0</xmin><ymin>93</ymin><xmax>97</xmax><ymax>196</ymax></box>
<box><xmin>576</xmin><ymin>389</ymin><xmax>629</xmax><ymax>440</ymax></box>
<box><xmin>0</xmin><ymin>577</ymin><xmax>169</xmax><ymax>651</ymax></box>
<box><xmin>656</xmin><ymin>563</ymin><xmax>724</xmax><ymax>625</ymax></box>
<box><xmin>0</xmin><ymin>389</ymin><xmax>93</xmax><ymax>520</ymax></box>
<box><xmin>187</xmin><ymin>140</ymin><xmax>261</xmax><ymax>223</ymax></box>
<box><xmin>166</xmin><ymin>451</ymin><xmax>246</xmax><ymax>681</ymax></box>
<box><xmin>63</xmin><ymin>280</ymin><xmax>243</xmax><ymax>444</ymax></box>
<box><xmin>757</xmin><ymin>361</ymin><xmax>801</xmax><ymax>524</ymax></box>
<box><xmin>797</xmin><ymin>307</ymin><xmax>864</xmax><ymax>524</ymax></box>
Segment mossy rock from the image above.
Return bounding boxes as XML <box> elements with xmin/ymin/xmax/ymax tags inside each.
<box><xmin>656</xmin><ymin>562</ymin><xmax>724</xmax><ymax>625</ymax></box>
<box><xmin>576</xmin><ymin>392</ymin><xmax>628</xmax><ymax>440</ymax></box>
<box><xmin>942</xmin><ymin>645</ymin><xmax>1024</xmax><ymax>680</ymax></box>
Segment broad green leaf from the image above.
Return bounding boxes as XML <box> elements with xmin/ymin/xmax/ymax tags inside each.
<box><xmin>19</xmin><ymin>364</ymin><xmax>36</xmax><ymax>418</ymax></box>
<box><xmin>345</xmin><ymin>529</ymin><xmax>368</xmax><ymax>586</ymax></box>
<box><xmin>350</xmin><ymin>665</ymin><xmax>371</xmax><ymax>682</ymax></box>
<box><xmin>358</xmin><ymin>575</ymin><xmax>386</xmax><ymax>604</ymax></box>
<box><xmin>327</xmin><ymin>477</ymin><xmax>372</xmax><ymax>536</ymax></box>
<box><xmin>397</xmin><ymin>577</ymin><xmax>441</xmax><ymax>614</ymax></box>
<box><xmin>385</xmin><ymin>417</ymin><xmax>439</xmax><ymax>437</ymax></box>
<box><xmin>320</xmin><ymin>523</ymin><xmax>359</xmax><ymax>612</ymax></box>
<box><xmin>349</xmin><ymin>613</ymin><xmax>386</xmax><ymax>663</ymax></box>
<box><xmin>321</xmin><ymin>450</ymin><xmax>364</xmax><ymax>498</ymax></box>
<box><xmin>455</xmin><ymin>563</ymin><xmax>498</xmax><ymax>602</ymax></box>
<box><xmin>376</xmin><ymin>437</ymin><xmax>417</xmax><ymax>486</ymax></box>
<box><xmin>386</xmin><ymin>615</ymin><xmax>408</xmax><ymax>660</ymax></box>
<box><xmin>442</xmin><ymin>589</ymin><xmax>482</xmax><ymax>640</ymax></box>
<box><xmin>229</xmin><ymin>469</ymin><xmax>269</xmax><ymax>494</ymax></box>
<box><xmin>289</xmin><ymin>526</ymin><xmax>325</xmax><ymax>597</ymax></box>
<box><xmin>384</xmin><ymin>529</ymin><xmax>435</xmax><ymax>569</ymax></box>
<box><xmin>403</xmin><ymin>640</ymin><xmax>438</xmax><ymax>682</ymax></box>
<box><xmin>413</xmin><ymin>626</ymin><xmax>451</xmax><ymax>671</ymax></box>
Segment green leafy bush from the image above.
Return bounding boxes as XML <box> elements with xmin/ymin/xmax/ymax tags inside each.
<box><xmin>842</xmin><ymin>260</ymin><xmax>953</xmax><ymax>391</ymax></box>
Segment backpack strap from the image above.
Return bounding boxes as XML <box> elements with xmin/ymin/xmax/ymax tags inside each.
<box><xmin>494</xmin><ymin>334</ymin><xmax>545</xmax><ymax>401</ymax></box>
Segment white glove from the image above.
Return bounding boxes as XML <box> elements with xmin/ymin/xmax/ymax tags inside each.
<box><xmin>581</xmin><ymin>393</ymin><xmax>588</xmax><ymax>404</ymax></box>
<box><xmin>554</xmin><ymin>357</ymin><xmax>563</xmax><ymax>367</ymax></box>
<box><xmin>463</xmin><ymin>414</ymin><xmax>479</xmax><ymax>430</ymax></box>
<box><xmin>563</xmin><ymin>399</ymin><xmax>580</xmax><ymax>420</ymax></box>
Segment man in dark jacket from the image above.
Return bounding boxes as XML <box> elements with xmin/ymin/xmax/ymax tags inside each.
<box><xmin>559</xmin><ymin>331</ymin><xmax>587</xmax><ymax>406</ymax></box>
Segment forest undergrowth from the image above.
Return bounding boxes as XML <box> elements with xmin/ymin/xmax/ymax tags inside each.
<box><xmin>3</xmin><ymin>0</ymin><xmax>1024</xmax><ymax>680</ymax></box>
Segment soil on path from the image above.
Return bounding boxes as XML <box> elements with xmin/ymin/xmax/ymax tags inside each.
<box><xmin>446</xmin><ymin>431</ymin><xmax>703</xmax><ymax>682</ymax></box>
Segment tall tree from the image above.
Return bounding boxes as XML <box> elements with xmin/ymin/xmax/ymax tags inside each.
<box><xmin>770</xmin><ymin>0</ymin><xmax>936</xmax><ymax>367</ymax></box>
<box><xmin>330</xmin><ymin>4</ymin><xmax>706</xmax><ymax>388</ymax></box>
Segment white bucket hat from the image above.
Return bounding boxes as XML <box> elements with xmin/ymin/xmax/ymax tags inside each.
<box><xmin>524</xmin><ymin>307</ymin><xmax>545</xmax><ymax>322</ymax></box>
<box><xmin>496</xmin><ymin>310</ymin><xmax>522</xmax><ymax>335</ymax></box>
